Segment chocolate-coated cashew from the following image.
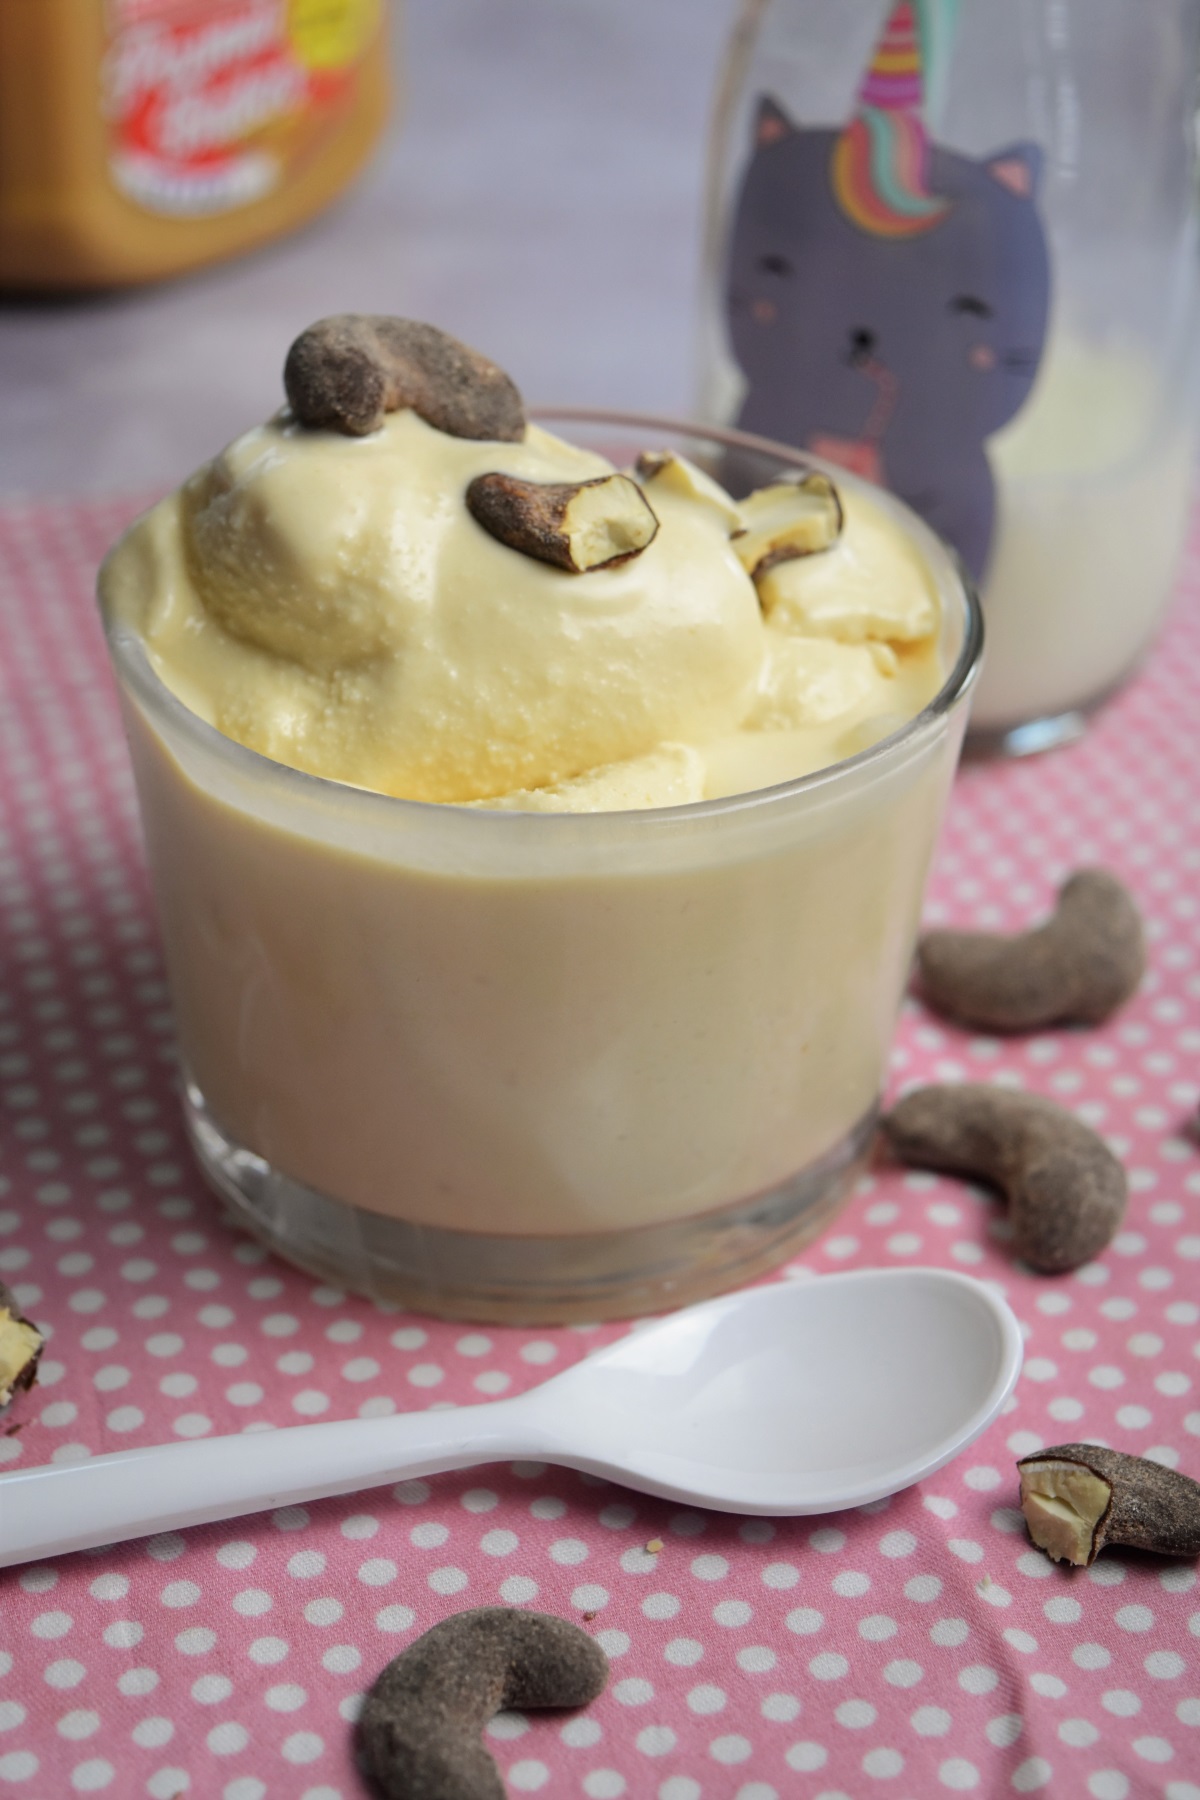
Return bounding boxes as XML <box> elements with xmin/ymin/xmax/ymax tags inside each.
<box><xmin>882</xmin><ymin>1083</ymin><xmax>1126</xmax><ymax>1272</ymax></box>
<box><xmin>918</xmin><ymin>869</ymin><xmax>1144</xmax><ymax>1032</ymax></box>
<box><xmin>1018</xmin><ymin>1443</ymin><xmax>1200</xmax><ymax>1566</ymax></box>
<box><xmin>284</xmin><ymin>316</ymin><xmax>526</xmax><ymax>441</ymax></box>
<box><xmin>359</xmin><ymin>1608</ymin><xmax>608</xmax><ymax>1800</ymax></box>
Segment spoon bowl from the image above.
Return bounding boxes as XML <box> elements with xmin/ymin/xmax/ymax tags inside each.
<box><xmin>0</xmin><ymin>1268</ymin><xmax>1021</xmax><ymax>1567</ymax></box>
<box><xmin>529</xmin><ymin>1267</ymin><xmax>1022</xmax><ymax>1513</ymax></box>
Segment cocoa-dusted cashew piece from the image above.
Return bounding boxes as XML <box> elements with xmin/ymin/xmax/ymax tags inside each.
<box><xmin>359</xmin><ymin>1608</ymin><xmax>608</xmax><ymax>1800</ymax></box>
<box><xmin>284</xmin><ymin>316</ymin><xmax>526</xmax><ymax>441</ymax></box>
<box><xmin>1018</xmin><ymin>1443</ymin><xmax>1200</xmax><ymax>1566</ymax></box>
<box><xmin>0</xmin><ymin>1278</ymin><xmax>43</xmax><ymax>1408</ymax></box>
<box><xmin>466</xmin><ymin>472</ymin><xmax>659</xmax><ymax>572</ymax></box>
<box><xmin>918</xmin><ymin>868</ymin><xmax>1145</xmax><ymax>1032</ymax></box>
<box><xmin>882</xmin><ymin>1084</ymin><xmax>1125</xmax><ymax>1273</ymax></box>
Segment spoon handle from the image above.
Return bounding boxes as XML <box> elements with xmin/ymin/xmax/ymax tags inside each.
<box><xmin>0</xmin><ymin>1398</ymin><xmax>534</xmax><ymax>1569</ymax></box>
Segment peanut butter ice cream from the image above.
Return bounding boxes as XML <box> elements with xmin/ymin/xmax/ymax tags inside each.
<box><xmin>101</xmin><ymin>317</ymin><xmax>941</xmax><ymax>812</ymax></box>
<box><xmin>98</xmin><ymin>318</ymin><xmax>975</xmax><ymax>1321</ymax></box>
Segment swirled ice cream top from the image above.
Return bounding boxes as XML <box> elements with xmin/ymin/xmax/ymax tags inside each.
<box><xmin>99</xmin><ymin>317</ymin><xmax>942</xmax><ymax>811</ymax></box>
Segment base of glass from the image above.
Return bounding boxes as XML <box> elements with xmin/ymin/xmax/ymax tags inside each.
<box><xmin>964</xmin><ymin>709</ymin><xmax>1088</xmax><ymax>759</ymax></box>
<box><xmin>964</xmin><ymin>663</ymin><xmax>1137</xmax><ymax>760</ymax></box>
<box><xmin>182</xmin><ymin>1080</ymin><xmax>876</xmax><ymax>1325</ymax></box>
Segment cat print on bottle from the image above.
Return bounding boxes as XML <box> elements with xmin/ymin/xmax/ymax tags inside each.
<box><xmin>724</xmin><ymin>1</ymin><xmax>1050</xmax><ymax>582</ymax></box>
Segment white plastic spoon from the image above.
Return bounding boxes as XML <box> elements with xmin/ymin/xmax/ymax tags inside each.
<box><xmin>0</xmin><ymin>1268</ymin><xmax>1021</xmax><ymax>1568</ymax></box>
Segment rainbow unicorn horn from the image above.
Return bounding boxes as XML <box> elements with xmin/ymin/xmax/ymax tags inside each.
<box><xmin>832</xmin><ymin>0</ymin><xmax>950</xmax><ymax>238</ymax></box>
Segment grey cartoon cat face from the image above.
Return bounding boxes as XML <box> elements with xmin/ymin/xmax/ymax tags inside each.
<box><xmin>727</xmin><ymin>100</ymin><xmax>1050</xmax><ymax>446</ymax></box>
<box><xmin>725</xmin><ymin>97</ymin><xmax>1051</xmax><ymax>578</ymax></box>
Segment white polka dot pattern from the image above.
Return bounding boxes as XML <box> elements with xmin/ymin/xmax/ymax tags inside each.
<box><xmin>0</xmin><ymin>499</ymin><xmax>1197</xmax><ymax>1794</ymax></box>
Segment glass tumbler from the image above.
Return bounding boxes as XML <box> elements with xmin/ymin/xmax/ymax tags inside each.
<box><xmin>101</xmin><ymin>413</ymin><xmax>981</xmax><ymax>1324</ymax></box>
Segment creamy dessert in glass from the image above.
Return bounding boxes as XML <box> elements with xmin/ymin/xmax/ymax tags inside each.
<box><xmin>99</xmin><ymin>317</ymin><xmax>981</xmax><ymax>1323</ymax></box>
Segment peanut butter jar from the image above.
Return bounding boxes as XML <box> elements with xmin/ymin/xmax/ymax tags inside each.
<box><xmin>0</xmin><ymin>0</ymin><xmax>391</xmax><ymax>289</ymax></box>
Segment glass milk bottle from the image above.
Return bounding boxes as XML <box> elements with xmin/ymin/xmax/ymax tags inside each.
<box><xmin>700</xmin><ymin>0</ymin><xmax>1199</xmax><ymax>751</ymax></box>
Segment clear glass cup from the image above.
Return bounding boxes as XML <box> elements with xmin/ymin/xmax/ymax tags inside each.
<box><xmin>101</xmin><ymin>413</ymin><xmax>982</xmax><ymax>1324</ymax></box>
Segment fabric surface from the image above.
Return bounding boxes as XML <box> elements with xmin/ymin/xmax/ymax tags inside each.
<box><xmin>0</xmin><ymin>497</ymin><xmax>1197</xmax><ymax>1800</ymax></box>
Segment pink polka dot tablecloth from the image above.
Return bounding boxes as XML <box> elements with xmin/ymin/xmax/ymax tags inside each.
<box><xmin>1</xmin><ymin>494</ymin><xmax>1198</xmax><ymax>1800</ymax></box>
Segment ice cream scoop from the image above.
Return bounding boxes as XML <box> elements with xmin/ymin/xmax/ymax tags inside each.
<box><xmin>100</xmin><ymin>318</ymin><xmax>944</xmax><ymax>811</ymax></box>
<box><xmin>0</xmin><ymin>1269</ymin><xmax>1021</xmax><ymax>1565</ymax></box>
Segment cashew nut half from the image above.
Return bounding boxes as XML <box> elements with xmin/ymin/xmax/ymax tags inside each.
<box><xmin>0</xmin><ymin>1278</ymin><xmax>42</xmax><ymax>1408</ymax></box>
<box><xmin>466</xmin><ymin>471</ymin><xmax>659</xmax><ymax>572</ymax></box>
<box><xmin>1019</xmin><ymin>1443</ymin><xmax>1200</xmax><ymax>1566</ymax></box>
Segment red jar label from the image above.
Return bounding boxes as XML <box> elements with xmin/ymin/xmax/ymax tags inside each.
<box><xmin>103</xmin><ymin>0</ymin><xmax>381</xmax><ymax>216</ymax></box>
